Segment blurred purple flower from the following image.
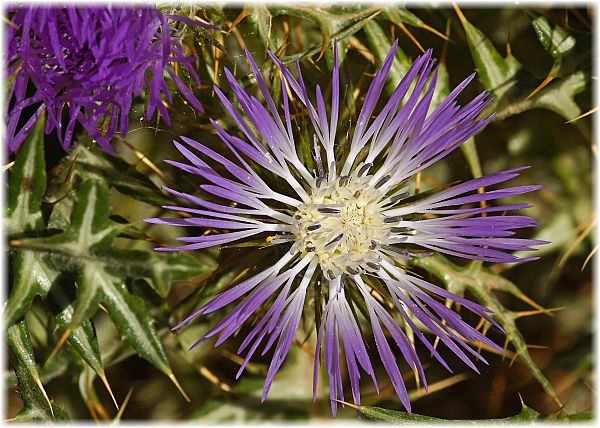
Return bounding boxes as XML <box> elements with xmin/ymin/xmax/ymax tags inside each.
<box><xmin>5</xmin><ymin>5</ymin><xmax>214</xmax><ymax>153</ymax></box>
<box><xmin>146</xmin><ymin>42</ymin><xmax>545</xmax><ymax>414</ymax></box>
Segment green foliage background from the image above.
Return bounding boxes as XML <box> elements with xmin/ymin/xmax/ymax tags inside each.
<box><xmin>5</xmin><ymin>4</ymin><xmax>593</xmax><ymax>422</ymax></box>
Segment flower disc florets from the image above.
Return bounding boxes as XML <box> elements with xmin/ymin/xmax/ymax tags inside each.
<box><xmin>292</xmin><ymin>173</ymin><xmax>400</xmax><ymax>277</ymax></box>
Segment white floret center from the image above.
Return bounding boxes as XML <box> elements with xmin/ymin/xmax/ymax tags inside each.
<box><xmin>292</xmin><ymin>175</ymin><xmax>391</xmax><ymax>277</ymax></box>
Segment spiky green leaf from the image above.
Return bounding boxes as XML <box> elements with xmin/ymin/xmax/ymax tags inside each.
<box><xmin>6</xmin><ymin>113</ymin><xmax>46</xmax><ymax>234</ymax></box>
<box><xmin>530</xmin><ymin>13</ymin><xmax>575</xmax><ymax>76</ymax></box>
<box><xmin>46</xmin><ymin>279</ymin><xmax>105</xmax><ymax>377</ymax></box>
<box><xmin>6</xmin><ymin>114</ymin><xmax>57</xmax><ymax>327</ymax></box>
<box><xmin>247</xmin><ymin>6</ymin><xmax>274</xmax><ymax>51</ymax></box>
<box><xmin>50</xmin><ymin>143</ymin><xmax>172</xmax><ymax>207</ymax></box>
<box><xmin>351</xmin><ymin>400</ymin><xmax>574</xmax><ymax>423</ymax></box>
<box><xmin>11</xmin><ymin>180</ymin><xmax>192</xmax><ymax>387</ymax></box>
<box><xmin>98</xmin><ymin>267</ymin><xmax>172</xmax><ymax>375</ymax></box>
<box><xmin>531</xmin><ymin>71</ymin><xmax>586</xmax><ymax>121</ymax></box>
<box><xmin>8</xmin><ymin>321</ymin><xmax>68</xmax><ymax>421</ymax></box>
<box><xmin>459</xmin><ymin>16</ymin><xmax>521</xmax><ymax>99</ymax></box>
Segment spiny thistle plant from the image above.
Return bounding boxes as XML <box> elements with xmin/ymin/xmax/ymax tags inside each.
<box><xmin>4</xmin><ymin>3</ymin><xmax>592</xmax><ymax>423</ymax></box>
<box><xmin>147</xmin><ymin>42</ymin><xmax>546</xmax><ymax>414</ymax></box>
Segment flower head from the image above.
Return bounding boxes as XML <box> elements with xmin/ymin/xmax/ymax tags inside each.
<box><xmin>5</xmin><ymin>5</ymin><xmax>213</xmax><ymax>153</ymax></box>
<box><xmin>146</xmin><ymin>42</ymin><xmax>545</xmax><ymax>414</ymax></box>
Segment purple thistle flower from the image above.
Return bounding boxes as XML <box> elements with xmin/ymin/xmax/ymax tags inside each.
<box><xmin>5</xmin><ymin>5</ymin><xmax>214</xmax><ymax>154</ymax></box>
<box><xmin>146</xmin><ymin>42</ymin><xmax>546</xmax><ymax>415</ymax></box>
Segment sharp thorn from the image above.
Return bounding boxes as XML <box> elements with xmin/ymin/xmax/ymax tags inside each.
<box><xmin>168</xmin><ymin>373</ymin><xmax>190</xmax><ymax>402</ymax></box>
<box><xmin>98</xmin><ymin>371</ymin><xmax>119</xmax><ymax>410</ymax></box>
